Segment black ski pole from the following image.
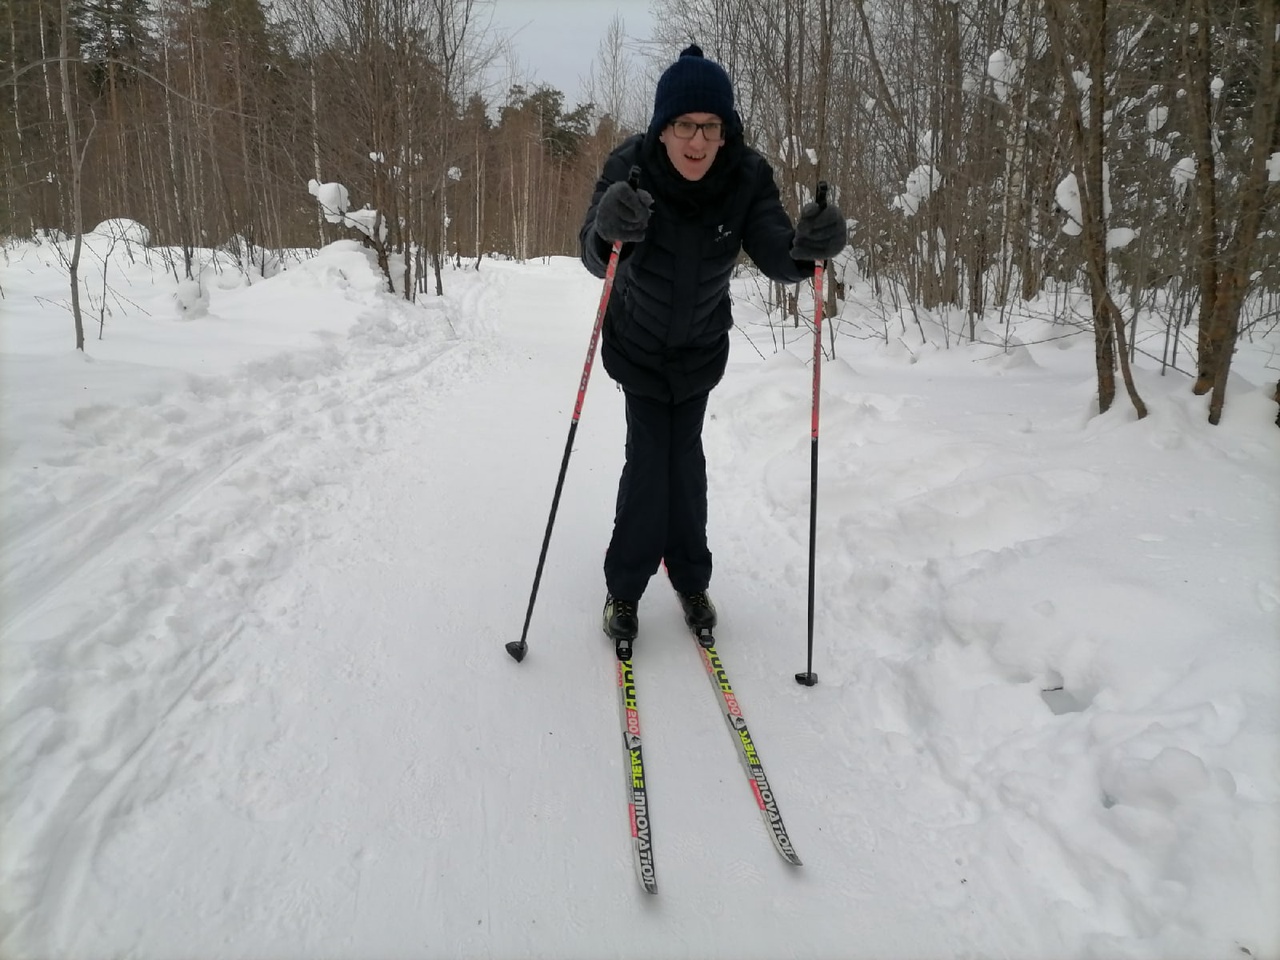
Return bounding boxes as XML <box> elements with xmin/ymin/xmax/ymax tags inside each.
<box><xmin>796</xmin><ymin>180</ymin><xmax>828</xmax><ymax>687</ymax></box>
<box><xmin>507</xmin><ymin>166</ymin><xmax>641</xmax><ymax>664</ymax></box>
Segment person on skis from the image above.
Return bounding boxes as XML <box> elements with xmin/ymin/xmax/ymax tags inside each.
<box><xmin>580</xmin><ymin>44</ymin><xmax>848</xmax><ymax>654</ymax></box>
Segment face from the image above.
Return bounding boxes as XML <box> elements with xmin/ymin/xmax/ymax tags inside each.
<box><xmin>659</xmin><ymin>112</ymin><xmax>724</xmax><ymax>181</ymax></box>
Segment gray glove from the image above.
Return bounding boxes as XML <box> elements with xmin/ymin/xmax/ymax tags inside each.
<box><xmin>594</xmin><ymin>180</ymin><xmax>653</xmax><ymax>243</ymax></box>
<box><xmin>790</xmin><ymin>202</ymin><xmax>847</xmax><ymax>260</ymax></box>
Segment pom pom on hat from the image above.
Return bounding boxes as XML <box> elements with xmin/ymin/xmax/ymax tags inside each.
<box><xmin>650</xmin><ymin>43</ymin><xmax>736</xmax><ymax>135</ymax></box>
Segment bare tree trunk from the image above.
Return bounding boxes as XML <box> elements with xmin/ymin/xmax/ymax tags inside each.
<box><xmin>1045</xmin><ymin>0</ymin><xmax>1147</xmax><ymax>417</ymax></box>
<box><xmin>1205</xmin><ymin>0</ymin><xmax>1280</xmax><ymax>422</ymax></box>
<box><xmin>309</xmin><ymin>58</ymin><xmax>325</xmax><ymax>246</ymax></box>
<box><xmin>1185</xmin><ymin>0</ymin><xmax>1221</xmax><ymax>394</ymax></box>
<box><xmin>8</xmin><ymin>6</ymin><xmax>32</xmax><ymax>233</ymax></box>
<box><xmin>39</xmin><ymin>0</ymin><xmax>56</xmax><ymax>124</ymax></box>
<box><xmin>58</xmin><ymin>0</ymin><xmax>86</xmax><ymax>350</ymax></box>
<box><xmin>998</xmin><ymin>0</ymin><xmax>1031</xmax><ymax>304</ymax></box>
<box><xmin>939</xmin><ymin>0</ymin><xmax>961</xmax><ymax>307</ymax></box>
<box><xmin>474</xmin><ymin>136</ymin><xmax>484</xmax><ymax>267</ymax></box>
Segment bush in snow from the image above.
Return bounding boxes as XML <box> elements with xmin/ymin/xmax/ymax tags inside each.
<box><xmin>307</xmin><ymin>179</ymin><xmax>386</xmax><ymax>244</ymax></box>
<box><xmin>220</xmin><ymin>233</ymin><xmax>285</xmax><ymax>280</ymax></box>
<box><xmin>90</xmin><ymin>219</ymin><xmax>151</xmax><ymax>246</ymax></box>
<box><xmin>174</xmin><ymin>278</ymin><xmax>209</xmax><ymax>319</ymax></box>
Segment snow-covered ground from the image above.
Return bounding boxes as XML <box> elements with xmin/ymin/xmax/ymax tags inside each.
<box><xmin>2</xmin><ymin>231</ymin><xmax>1278</xmax><ymax>960</ymax></box>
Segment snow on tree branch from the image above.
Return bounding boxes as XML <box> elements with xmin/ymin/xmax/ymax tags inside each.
<box><xmin>307</xmin><ymin>179</ymin><xmax>388</xmax><ymax>244</ymax></box>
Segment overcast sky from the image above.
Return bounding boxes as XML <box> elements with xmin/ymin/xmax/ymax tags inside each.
<box><xmin>486</xmin><ymin>0</ymin><xmax>657</xmax><ymax>105</ymax></box>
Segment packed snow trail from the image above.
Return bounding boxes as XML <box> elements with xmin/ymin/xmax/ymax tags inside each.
<box><xmin>3</xmin><ymin>243</ymin><xmax>1276</xmax><ymax>959</ymax></box>
<box><xmin>3</xmin><ymin>256</ymin><xmax>1014</xmax><ymax>959</ymax></box>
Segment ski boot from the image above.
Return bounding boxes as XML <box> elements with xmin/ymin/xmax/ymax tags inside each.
<box><xmin>677</xmin><ymin>591</ymin><xmax>717</xmax><ymax>648</ymax></box>
<box><xmin>603</xmin><ymin>594</ymin><xmax>639</xmax><ymax>660</ymax></box>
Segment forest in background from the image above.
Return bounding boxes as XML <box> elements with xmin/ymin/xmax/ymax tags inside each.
<box><xmin>2</xmin><ymin>0</ymin><xmax>1278</xmax><ymax>422</ymax></box>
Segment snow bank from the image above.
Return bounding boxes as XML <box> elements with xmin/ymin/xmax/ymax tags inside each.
<box><xmin>90</xmin><ymin>218</ymin><xmax>150</xmax><ymax>245</ymax></box>
<box><xmin>1</xmin><ymin>243</ymin><xmax>1276</xmax><ymax>960</ymax></box>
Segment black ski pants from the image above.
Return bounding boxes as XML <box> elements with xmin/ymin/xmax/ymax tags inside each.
<box><xmin>605</xmin><ymin>390</ymin><xmax>713</xmax><ymax>602</ymax></box>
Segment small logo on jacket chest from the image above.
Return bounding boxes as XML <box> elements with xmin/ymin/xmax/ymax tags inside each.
<box><xmin>715</xmin><ymin>224</ymin><xmax>734</xmax><ymax>243</ymax></box>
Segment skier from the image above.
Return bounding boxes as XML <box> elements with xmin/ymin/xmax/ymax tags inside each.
<box><xmin>580</xmin><ymin>44</ymin><xmax>847</xmax><ymax>652</ymax></box>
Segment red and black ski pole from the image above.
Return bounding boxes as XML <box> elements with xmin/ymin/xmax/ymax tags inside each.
<box><xmin>507</xmin><ymin>166</ymin><xmax>641</xmax><ymax>664</ymax></box>
<box><xmin>796</xmin><ymin>180</ymin><xmax>829</xmax><ymax>687</ymax></box>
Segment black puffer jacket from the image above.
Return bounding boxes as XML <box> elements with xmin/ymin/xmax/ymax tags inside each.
<box><xmin>580</xmin><ymin>132</ymin><xmax>812</xmax><ymax>403</ymax></box>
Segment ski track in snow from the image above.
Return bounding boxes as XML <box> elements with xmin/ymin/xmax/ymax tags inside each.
<box><xmin>2</xmin><ymin>247</ymin><xmax>1277</xmax><ymax>959</ymax></box>
<box><xmin>2</xmin><ymin>251</ymin><xmax>501</xmax><ymax>953</ymax></box>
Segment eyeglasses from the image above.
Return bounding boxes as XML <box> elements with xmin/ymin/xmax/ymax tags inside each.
<box><xmin>668</xmin><ymin>120</ymin><xmax>725</xmax><ymax>142</ymax></box>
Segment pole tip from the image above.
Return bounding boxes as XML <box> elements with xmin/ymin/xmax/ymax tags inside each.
<box><xmin>794</xmin><ymin>671</ymin><xmax>818</xmax><ymax>686</ymax></box>
<box><xmin>506</xmin><ymin>640</ymin><xmax>528</xmax><ymax>663</ymax></box>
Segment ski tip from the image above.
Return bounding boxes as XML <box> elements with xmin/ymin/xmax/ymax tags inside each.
<box><xmin>794</xmin><ymin>671</ymin><xmax>818</xmax><ymax>687</ymax></box>
<box><xmin>505</xmin><ymin>640</ymin><xmax>528</xmax><ymax>663</ymax></box>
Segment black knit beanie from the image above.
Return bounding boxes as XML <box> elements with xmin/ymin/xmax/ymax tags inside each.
<box><xmin>649</xmin><ymin>44</ymin><xmax>735</xmax><ymax>137</ymax></box>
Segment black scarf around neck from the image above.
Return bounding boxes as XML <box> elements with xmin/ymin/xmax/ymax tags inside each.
<box><xmin>640</xmin><ymin>127</ymin><xmax>745</xmax><ymax>222</ymax></box>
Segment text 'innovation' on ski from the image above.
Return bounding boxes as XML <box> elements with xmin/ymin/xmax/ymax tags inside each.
<box><xmin>613</xmin><ymin>629</ymin><xmax>801</xmax><ymax>894</ymax></box>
